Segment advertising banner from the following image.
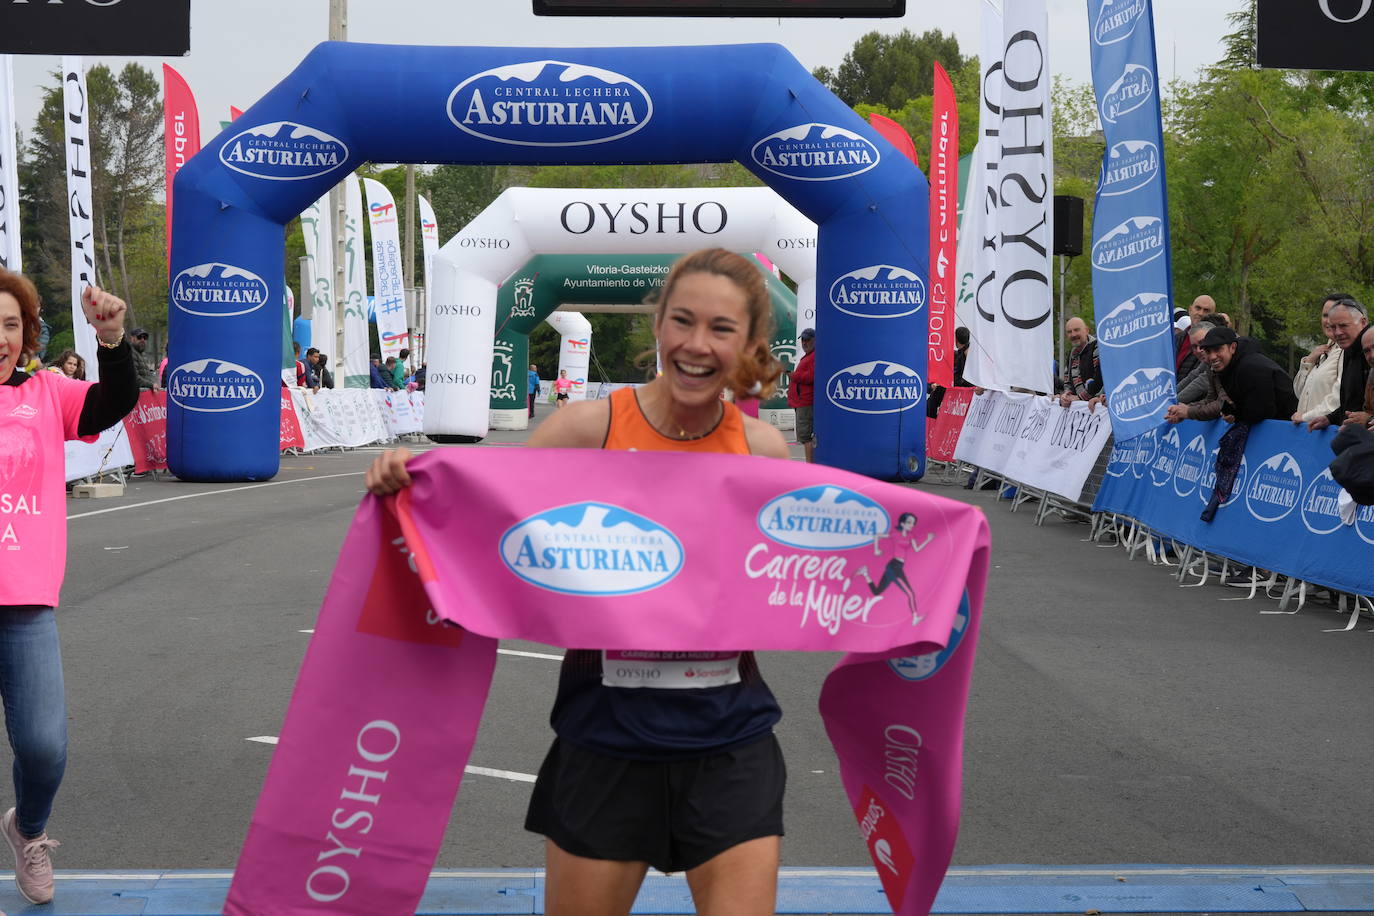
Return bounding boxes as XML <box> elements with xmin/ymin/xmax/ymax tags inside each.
<box><xmin>280</xmin><ymin>391</ymin><xmax>306</xmax><ymax>452</ymax></box>
<box><xmin>926</xmin><ymin>386</ymin><xmax>974</xmax><ymax>463</ymax></box>
<box><xmin>162</xmin><ymin>65</ymin><xmax>200</xmax><ymax>272</ymax></box>
<box><xmin>960</xmin><ymin>1</ymin><xmax>1004</xmax><ymax>390</ymax></box>
<box><xmin>342</xmin><ymin>175</ymin><xmax>370</xmax><ymax>389</ymax></box>
<box><xmin>1094</xmin><ymin>420</ymin><xmax>1374</xmax><ymax>596</ymax></box>
<box><xmin>62</xmin><ymin>57</ymin><xmax>99</xmax><ymax>380</ymax></box>
<box><xmin>995</xmin><ymin>0</ymin><xmax>1054</xmax><ymax>394</ymax></box>
<box><xmin>0</xmin><ymin>1</ymin><xmax>190</xmax><ymax>55</ymax></box>
<box><xmin>0</xmin><ymin>56</ymin><xmax>20</xmax><ymax>272</ymax></box>
<box><xmin>121</xmin><ymin>391</ymin><xmax>168</xmax><ymax>473</ymax></box>
<box><xmin>64</xmin><ymin>424</ymin><xmax>134</xmax><ymax>483</ymax></box>
<box><xmin>300</xmin><ymin>195</ymin><xmax>336</xmax><ymax>364</ymax></box>
<box><xmin>927</xmin><ymin>63</ymin><xmax>958</xmax><ymax>389</ymax></box>
<box><xmin>954</xmin><ymin>390</ymin><xmax>1112</xmax><ymax>502</ymax></box>
<box><xmin>1256</xmin><ymin>0</ymin><xmax>1374</xmax><ymax>72</ymax></box>
<box><xmin>362</xmin><ymin>178</ymin><xmax>409</xmax><ymax>360</ymax></box>
<box><xmin>225</xmin><ymin>448</ymin><xmax>989</xmax><ymax>916</ymax></box>
<box><xmin>1086</xmin><ymin>0</ymin><xmax>1178</xmax><ymax>440</ymax></box>
<box><xmin>418</xmin><ymin>194</ymin><xmax>439</xmax><ymax>363</ymax></box>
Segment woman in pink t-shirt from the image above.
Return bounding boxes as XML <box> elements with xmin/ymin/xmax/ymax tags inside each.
<box><xmin>554</xmin><ymin>369</ymin><xmax>573</xmax><ymax>409</ymax></box>
<box><xmin>0</xmin><ymin>271</ymin><xmax>137</xmax><ymax>907</ymax></box>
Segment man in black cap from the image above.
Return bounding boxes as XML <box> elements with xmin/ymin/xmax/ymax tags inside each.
<box><xmin>1195</xmin><ymin>326</ymin><xmax>1297</xmax><ymax>423</ymax></box>
<box><xmin>788</xmin><ymin>327</ymin><xmax>816</xmax><ymax>462</ymax></box>
<box><xmin>128</xmin><ymin>327</ymin><xmax>157</xmax><ymax>390</ymax></box>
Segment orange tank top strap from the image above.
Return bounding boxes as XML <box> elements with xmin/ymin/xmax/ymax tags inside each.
<box><xmin>603</xmin><ymin>387</ymin><xmax>751</xmax><ymax>454</ymax></box>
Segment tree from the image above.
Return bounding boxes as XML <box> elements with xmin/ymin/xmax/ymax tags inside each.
<box><xmin>814</xmin><ymin>29</ymin><xmax>969</xmax><ymax>110</ymax></box>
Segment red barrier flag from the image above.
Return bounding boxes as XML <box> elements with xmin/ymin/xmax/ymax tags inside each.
<box><xmin>928</xmin><ymin>62</ymin><xmax>959</xmax><ymax>388</ymax></box>
<box><xmin>229</xmin><ymin>105</ymin><xmax>244</xmax><ymax>121</ymax></box>
<box><xmin>162</xmin><ymin>65</ymin><xmax>200</xmax><ymax>272</ymax></box>
<box><xmin>866</xmin><ymin>112</ymin><xmax>919</xmax><ymax>170</ymax></box>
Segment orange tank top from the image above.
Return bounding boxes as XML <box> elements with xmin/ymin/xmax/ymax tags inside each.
<box><xmin>603</xmin><ymin>387</ymin><xmax>751</xmax><ymax>454</ymax></box>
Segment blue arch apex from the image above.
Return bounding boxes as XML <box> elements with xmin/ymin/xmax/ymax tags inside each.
<box><xmin>168</xmin><ymin>41</ymin><xmax>930</xmax><ymax>482</ymax></box>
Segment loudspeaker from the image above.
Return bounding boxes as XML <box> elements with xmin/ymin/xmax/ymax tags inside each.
<box><xmin>1053</xmin><ymin>195</ymin><xmax>1084</xmax><ymax>257</ymax></box>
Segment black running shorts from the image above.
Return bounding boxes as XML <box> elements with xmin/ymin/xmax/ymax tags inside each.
<box><xmin>524</xmin><ymin>732</ymin><xmax>786</xmax><ymax>874</ymax></box>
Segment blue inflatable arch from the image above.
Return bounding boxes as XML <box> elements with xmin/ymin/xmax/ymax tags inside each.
<box><xmin>168</xmin><ymin>42</ymin><xmax>930</xmax><ymax>482</ymax></box>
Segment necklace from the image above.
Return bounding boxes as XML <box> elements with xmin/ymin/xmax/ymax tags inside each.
<box><xmin>666</xmin><ymin>402</ymin><xmax>723</xmax><ymax>441</ymax></box>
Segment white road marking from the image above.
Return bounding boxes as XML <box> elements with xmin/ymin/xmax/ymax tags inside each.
<box><xmin>67</xmin><ymin>472</ymin><xmax>362</xmax><ymax>520</ymax></box>
<box><xmin>244</xmin><ymin>736</ymin><xmax>538</xmax><ymax>782</ymax></box>
<box><xmin>299</xmin><ymin>629</ymin><xmax>314</xmax><ymax>634</ymax></box>
<box><xmin>498</xmin><ymin>648</ymin><xmax>563</xmax><ymax>661</ymax></box>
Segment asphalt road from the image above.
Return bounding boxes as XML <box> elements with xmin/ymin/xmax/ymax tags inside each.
<box><xmin>44</xmin><ymin>412</ymin><xmax>1374</xmax><ymax>872</ymax></box>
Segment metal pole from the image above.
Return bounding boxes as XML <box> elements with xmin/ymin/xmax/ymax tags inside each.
<box><xmin>404</xmin><ymin>164</ymin><xmax>417</xmax><ymax>368</ymax></box>
<box><xmin>1057</xmin><ymin>254</ymin><xmax>1068</xmax><ymax>379</ymax></box>
<box><xmin>329</xmin><ymin>0</ymin><xmax>347</xmax><ymax>380</ymax></box>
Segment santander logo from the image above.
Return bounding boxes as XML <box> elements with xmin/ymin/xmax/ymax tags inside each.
<box><xmin>855</xmin><ymin>786</ymin><xmax>915</xmax><ymax>911</ymax></box>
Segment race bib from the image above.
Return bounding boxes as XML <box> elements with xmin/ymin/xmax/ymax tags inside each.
<box><xmin>601</xmin><ymin>650</ymin><xmax>742</xmax><ymax>689</ymax></box>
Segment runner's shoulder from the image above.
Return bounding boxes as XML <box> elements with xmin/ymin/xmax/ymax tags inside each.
<box><xmin>742</xmin><ymin>414</ymin><xmax>789</xmax><ymax>459</ymax></box>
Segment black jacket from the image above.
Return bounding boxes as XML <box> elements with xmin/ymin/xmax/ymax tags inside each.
<box><xmin>1327</xmin><ymin>326</ymin><xmax>1372</xmax><ymax>425</ymax></box>
<box><xmin>1217</xmin><ymin>344</ymin><xmax>1298</xmax><ymax>423</ymax></box>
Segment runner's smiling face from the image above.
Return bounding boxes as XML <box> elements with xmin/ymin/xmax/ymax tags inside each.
<box><xmin>654</xmin><ymin>271</ymin><xmax>749</xmax><ymax>410</ymax></box>
<box><xmin>0</xmin><ymin>293</ymin><xmax>22</xmax><ymax>385</ymax></box>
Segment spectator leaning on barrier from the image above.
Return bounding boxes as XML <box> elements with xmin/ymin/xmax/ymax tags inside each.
<box><xmin>1330</xmin><ymin>423</ymin><xmax>1374</xmax><ymax>504</ymax></box>
<box><xmin>391</xmin><ymin>348</ymin><xmax>410</xmax><ymax>389</ymax></box>
<box><xmin>1059</xmin><ymin>317</ymin><xmax>1104</xmax><ymax>407</ymax></box>
<box><xmin>1196</xmin><ymin>326</ymin><xmax>1298</xmax><ymax>423</ymax></box>
<box><xmin>315</xmin><ymin>353</ymin><xmax>334</xmax><ymax>390</ymax></box>
<box><xmin>369</xmin><ymin>355</ymin><xmax>390</xmax><ymax>390</ymax></box>
<box><xmin>1172</xmin><ymin>321</ymin><xmax>1216</xmax><ymax>407</ymax></box>
<box><xmin>303</xmin><ymin>347</ymin><xmax>321</xmax><ymax>391</ymax></box>
<box><xmin>1292</xmin><ymin>294</ymin><xmax>1349</xmax><ymax>426</ymax></box>
<box><xmin>788</xmin><ymin>327</ymin><xmax>816</xmax><ymax>463</ymax></box>
<box><xmin>129</xmin><ymin>327</ymin><xmax>156</xmax><ymax>390</ymax></box>
<box><xmin>953</xmin><ymin>326</ymin><xmax>970</xmax><ymax>387</ymax></box>
<box><xmin>1339</xmin><ymin>325</ymin><xmax>1374</xmax><ymax>430</ymax></box>
<box><xmin>1307</xmin><ymin>298</ymin><xmax>1369</xmax><ymax>431</ymax></box>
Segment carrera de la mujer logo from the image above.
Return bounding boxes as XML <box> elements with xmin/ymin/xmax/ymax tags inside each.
<box><xmin>499</xmin><ymin>502</ymin><xmax>683</xmax><ymax>596</ymax></box>
<box><xmin>447</xmin><ymin>60</ymin><xmax>653</xmax><ymax>147</ymax></box>
<box><xmin>756</xmin><ymin>485</ymin><xmax>890</xmax><ymax>551</ymax></box>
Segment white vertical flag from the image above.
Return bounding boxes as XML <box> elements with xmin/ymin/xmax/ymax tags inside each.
<box><xmin>416</xmin><ymin>194</ymin><xmax>439</xmax><ymax>365</ymax></box>
<box><xmin>0</xmin><ymin>56</ymin><xmax>21</xmax><ymax>274</ymax></box>
<box><xmin>342</xmin><ymin>174</ymin><xmax>370</xmax><ymax>388</ymax></box>
<box><xmin>300</xmin><ymin>195</ymin><xmax>335</xmax><ymax>366</ymax></box>
<box><xmin>996</xmin><ymin>0</ymin><xmax>1055</xmax><ymax>393</ymax></box>
<box><xmin>361</xmin><ymin>178</ymin><xmax>408</xmax><ymax>360</ymax></box>
<box><xmin>964</xmin><ymin>1</ymin><xmax>1004</xmax><ymax>390</ymax></box>
<box><xmin>62</xmin><ymin>56</ymin><xmax>99</xmax><ymax>380</ymax></box>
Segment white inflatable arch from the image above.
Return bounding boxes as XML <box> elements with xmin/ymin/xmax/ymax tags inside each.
<box><xmin>428</xmin><ymin>186</ymin><xmax>817</xmax><ymax>439</ymax></box>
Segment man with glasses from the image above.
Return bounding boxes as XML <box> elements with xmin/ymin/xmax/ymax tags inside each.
<box><xmin>129</xmin><ymin>327</ymin><xmax>157</xmax><ymax>390</ymax></box>
<box><xmin>1307</xmin><ymin>298</ymin><xmax>1369</xmax><ymax>431</ymax></box>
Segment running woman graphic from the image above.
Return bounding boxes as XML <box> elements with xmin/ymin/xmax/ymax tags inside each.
<box><xmin>855</xmin><ymin>512</ymin><xmax>933</xmax><ymax>625</ymax></box>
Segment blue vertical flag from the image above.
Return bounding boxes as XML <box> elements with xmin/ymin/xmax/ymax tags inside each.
<box><xmin>1086</xmin><ymin>0</ymin><xmax>1177</xmax><ymax>440</ymax></box>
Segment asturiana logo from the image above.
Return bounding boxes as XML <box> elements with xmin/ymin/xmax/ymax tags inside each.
<box><xmin>171</xmin><ymin>263</ymin><xmax>270</xmax><ymax>318</ymax></box>
<box><xmin>1100</xmin><ymin>140</ymin><xmax>1160</xmax><ymax>197</ymax></box>
<box><xmin>829</xmin><ymin>265</ymin><xmax>926</xmax><ymax>319</ymax></box>
<box><xmin>751</xmin><ymin>123</ymin><xmax>880</xmax><ymax>182</ymax></box>
<box><xmin>1150</xmin><ymin>426</ymin><xmax>1182</xmax><ymax>487</ymax></box>
<box><xmin>1130</xmin><ymin>426</ymin><xmax>1158</xmax><ymax>480</ymax></box>
<box><xmin>1094</xmin><ymin>0</ymin><xmax>1147</xmax><ymax>45</ymax></box>
<box><xmin>1300</xmin><ymin>468</ymin><xmax>1345</xmax><ymax>536</ymax></box>
<box><xmin>827</xmin><ymin>361</ymin><xmax>923</xmax><ymax>415</ymax></box>
<box><xmin>167</xmin><ymin>359</ymin><xmax>265</xmax><ymax>413</ymax></box>
<box><xmin>1105</xmin><ymin>439</ymin><xmax>1134</xmax><ymax>478</ymax></box>
<box><xmin>1173</xmin><ymin>434</ymin><xmax>1208</xmax><ymax>497</ymax></box>
<box><xmin>1100</xmin><ymin>64</ymin><xmax>1155</xmax><ymax>124</ymax></box>
<box><xmin>1245</xmin><ymin>452</ymin><xmax>1303</xmax><ymax>523</ymax></box>
<box><xmin>218</xmin><ymin>121</ymin><xmax>348</xmax><ymax>181</ymax></box>
<box><xmin>1092</xmin><ymin>216</ymin><xmax>1166</xmax><ymax>272</ymax></box>
<box><xmin>1098</xmin><ymin>292</ymin><xmax>1171</xmax><ymax>349</ymax></box>
<box><xmin>888</xmin><ymin>595</ymin><xmax>970</xmax><ymax>682</ymax></box>
<box><xmin>1109</xmin><ymin>367</ymin><xmax>1174</xmax><ymax>422</ymax></box>
<box><xmin>1199</xmin><ymin>448</ymin><xmax>1247</xmax><ymax>508</ymax></box>
<box><xmin>447</xmin><ymin>61</ymin><xmax>653</xmax><ymax>147</ymax></box>
<box><xmin>756</xmin><ymin>485</ymin><xmax>889</xmax><ymax>551</ymax></box>
<box><xmin>499</xmin><ymin>502</ymin><xmax>683</xmax><ymax>596</ymax></box>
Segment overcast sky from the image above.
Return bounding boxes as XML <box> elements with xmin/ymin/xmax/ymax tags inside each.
<box><xmin>10</xmin><ymin>0</ymin><xmax>1239</xmax><ymax>145</ymax></box>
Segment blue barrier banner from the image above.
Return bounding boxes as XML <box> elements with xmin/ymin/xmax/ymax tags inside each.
<box><xmin>1093</xmin><ymin>420</ymin><xmax>1374</xmax><ymax>595</ymax></box>
<box><xmin>1086</xmin><ymin>0</ymin><xmax>1177</xmax><ymax>440</ymax></box>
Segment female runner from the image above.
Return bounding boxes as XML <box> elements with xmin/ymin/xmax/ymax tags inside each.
<box><xmin>855</xmin><ymin>511</ymin><xmax>934</xmax><ymax>625</ymax></box>
<box><xmin>367</xmin><ymin>248</ymin><xmax>790</xmax><ymax>916</ymax></box>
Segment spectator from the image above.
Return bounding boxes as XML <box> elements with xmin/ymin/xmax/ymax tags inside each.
<box><xmin>1306</xmin><ymin>298</ymin><xmax>1368</xmax><ymax>431</ymax></box>
<box><xmin>315</xmin><ymin>352</ymin><xmax>335</xmax><ymax>390</ymax></box>
<box><xmin>788</xmin><ymin>327</ymin><xmax>816</xmax><ymax>462</ymax></box>
<box><xmin>1059</xmin><ymin>317</ymin><xmax>1104</xmax><ymax>407</ymax></box>
<box><xmin>1171</xmin><ymin>295</ymin><xmax>1214</xmax><ymax>379</ymax></box>
<box><xmin>414</xmin><ymin>362</ymin><xmax>426</xmax><ymax>392</ymax></box>
<box><xmin>527</xmin><ymin>363</ymin><xmax>539</xmax><ymax>419</ymax></box>
<box><xmin>953</xmin><ymin>326</ymin><xmax>970</xmax><ymax>387</ymax></box>
<box><xmin>391</xmin><ymin>348</ymin><xmax>411</xmax><ymax>389</ymax></box>
<box><xmin>300</xmin><ymin>347</ymin><xmax>320</xmax><ymax>390</ymax></box>
<box><xmin>1188</xmin><ymin>295</ymin><xmax>1216</xmax><ymax>325</ymax></box>
<box><xmin>369</xmin><ymin>356</ymin><xmax>390</xmax><ymax>390</ymax></box>
<box><xmin>1330</xmin><ymin>423</ymin><xmax>1374</xmax><ymax>505</ymax></box>
<box><xmin>383</xmin><ymin>356</ymin><xmax>402</xmax><ymax>391</ymax></box>
<box><xmin>46</xmin><ymin>349</ymin><xmax>85</xmax><ymax>381</ymax></box>
<box><xmin>1339</xmin><ymin>325</ymin><xmax>1374</xmax><ymax>429</ymax></box>
<box><xmin>291</xmin><ymin>342</ymin><xmax>307</xmax><ymax>388</ymax></box>
<box><xmin>1292</xmin><ymin>294</ymin><xmax>1349</xmax><ymax>426</ymax></box>
<box><xmin>129</xmin><ymin>327</ymin><xmax>157</xmax><ymax>389</ymax></box>
<box><xmin>1196</xmin><ymin>326</ymin><xmax>1297</xmax><ymax>423</ymax></box>
<box><xmin>1173</xmin><ymin>321</ymin><xmax>1216</xmax><ymax>407</ymax></box>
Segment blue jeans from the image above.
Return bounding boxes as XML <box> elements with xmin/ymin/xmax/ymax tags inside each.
<box><xmin>0</xmin><ymin>607</ymin><xmax>67</xmax><ymax>837</ymax></box>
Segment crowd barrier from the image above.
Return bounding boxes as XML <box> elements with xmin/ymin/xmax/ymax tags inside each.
<box><xmin>1093</xmin><ymin>420</ymin><xmax>1373</xmax><ymax>597</ymax></box>
<box><xmin>65</xmin><ymin>388</ymin><xmax>427</xmax><ymax>483</ymax></box>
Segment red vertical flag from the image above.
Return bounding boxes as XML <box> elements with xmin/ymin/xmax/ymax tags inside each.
<box><xmin>866</xmin><ymin>112</ymin><xmax>919</xmax><ymax>170</ymax></box>
<box><xmin>162</xmin><ymin>64</ymin><xmax>200</xmax><ymax>271</ymax></box>
<box><xmin>927</xmin><ymin>62</ymin><xmax>959</xmax><ymax>388</ymax></box>
<box><xmin>229</xmin><ymin>105</ymin><xmax>244</xmax><ymax>121</ymax></box>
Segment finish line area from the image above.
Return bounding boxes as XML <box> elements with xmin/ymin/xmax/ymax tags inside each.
<box><xmin>45</xmin><ymin>414</ymin><xmax>1374</xmax><ymax>916</ymax></box>
<box><xmin>16</xmin><ymin>866</ymin><xmax>1374</xmax><ymax>914</ymax></box>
